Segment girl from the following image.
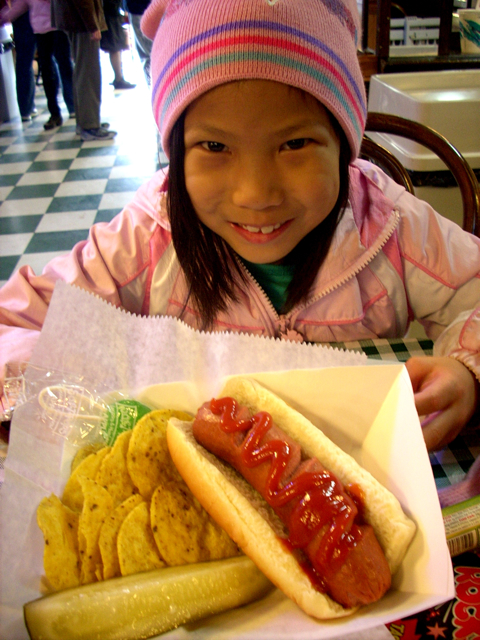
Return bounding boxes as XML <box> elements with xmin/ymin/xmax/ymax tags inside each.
<box><xmin>1</xmin><ymin>0</ymin><xmax>480</xmax><ymax>453</ymax></box>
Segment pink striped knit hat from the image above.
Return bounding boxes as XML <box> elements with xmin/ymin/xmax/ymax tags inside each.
<box><xmin>141</xmin><ymin>0</ymin><xmax>366</xmax><ymax>160</ymax></box>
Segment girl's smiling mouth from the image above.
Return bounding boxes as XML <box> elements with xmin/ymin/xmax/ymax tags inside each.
<box><xmin>239</xmin><ymin>222</ymin><xmax>283</xmax><ymax>234</ymax></box>
<box><xmin>231</xmin><ymin>219</ymin><xmax>293</xmax><ymax>243</ymax></box>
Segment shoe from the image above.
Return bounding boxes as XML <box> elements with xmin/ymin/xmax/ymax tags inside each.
<box><xmin>75</xmin><ymin>122</ymin><xmax>110</xmax><ymax>135</ymax></box>
<box><xmin>21</xmin><ymin>108</ymin><xmax>38</xmax><ymax>122</ymax></box>
<box><xmin>112</xmin><ymin>79</ymin><xmax>136</xmax><ymax>90</ymax></box>
<box><xmin>44</xmin><ymin>115</ymin><xmax>63</xmax><ymax>130</ymax></box>
<box><xmin>79</xmin><ymin>127</ymin><xmax>117</xmax><ymax>141</ymax></box>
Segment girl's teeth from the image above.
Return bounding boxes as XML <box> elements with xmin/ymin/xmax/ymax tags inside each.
<box><xmin>241</xmin><ymin>222</ymin><xmax>282</xmax><ymax>234</ymax></box>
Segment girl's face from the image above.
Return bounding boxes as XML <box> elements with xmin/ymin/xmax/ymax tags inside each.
<box><xmin>184</xmin><ymin>80</ymin><xmax>341</xmax><ymax>265</ymax></box>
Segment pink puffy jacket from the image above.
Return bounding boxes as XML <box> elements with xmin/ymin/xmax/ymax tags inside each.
<box><xmin>2</xmin><ymin>159</ymin><xmax>480</xmax><ymax>390</ymax></box>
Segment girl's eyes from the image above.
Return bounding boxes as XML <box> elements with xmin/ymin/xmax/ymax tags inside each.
<box><xmin>201</xmin><ymin>141</ymin><xmax>226</xmax><ymax>152</ymax></box>
<box><xmin>282</xmin><ymin>138</ymin><xmax>309</xmax><ymax>150</ymax></box>
<box><xmin>199</xmin><ymin>138</ymin><xmax>310</xmax><ymax>152</ymax></box>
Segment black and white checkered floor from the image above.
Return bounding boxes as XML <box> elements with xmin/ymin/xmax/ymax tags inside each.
<box><xmin>0</xmin><ymin>52</ymin><xmax>167</xmax><ymax>287</ymax></box>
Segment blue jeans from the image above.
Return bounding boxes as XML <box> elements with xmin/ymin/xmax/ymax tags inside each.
<box><xmin>36</xmin><ymin>30</ymin><xmax>75</xmax><ymax>117</ymax></box>
<box><xmin>11</xmin><ymin>12</ymin><xmax>36</xmax><ymax>118</ymax></box>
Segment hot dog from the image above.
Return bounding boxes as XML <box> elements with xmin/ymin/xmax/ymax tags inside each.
<box><xmin>192</xmin><ymin>397</ymin><xmax>391</xmax><ymax>609</ymax></box>
<box><xmin>167</xmin><ymin>377</ymin><xmax>416</xmax><ymax>619</ymax></box>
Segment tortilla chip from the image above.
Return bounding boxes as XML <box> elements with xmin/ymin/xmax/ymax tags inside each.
<box><xmin>62</xmin><ymin>447</ymin><xmax>111</xmax><ymax>512</ymax></box>
<box><xmin>71</xmin><ymin>442</ymin><xmax>107</xmax><ymax>474</ymax></box>
<box><xmin>117</xmin><ymin>501</ymin><xmax>166</xmax><ymax>576</ymax></box>
<box><xmin>36</xmin><ymin>494</ymin><xmax>80</xmax><ymax>591</ymax></box>
<box><xmin>77</xmin><ymin>476</ymin><xmax>114</xmax><ymax>584</ymax></box>
<box><xmin>150</xmin><ymin>481</ymin><xmax>212</xmax><ymax>565</ymax></box>
<box><xmin>98</xmin><ymin>494</ymin><xmax>144</xmax><ymax>580</ymax></box>
<box><xmin>203</xmin><ymin>518</ymin><xmax>241</xmax><ymax>561</ymax></box>
<box><xmin>126</xmin><ymin>410</ymin><xmax>192</xmax><ymax>501</ymax></box>
<box><xmin>95</xmin><ymin>430</ymin><xmax>137</xmax><ymax>507</ymax></box>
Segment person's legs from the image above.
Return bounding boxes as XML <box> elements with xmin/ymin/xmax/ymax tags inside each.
<box><xmin>101</xmin><ymin>12</ymin><xmax>135</xmax><ymax>90</ymax></box>
<box><xmin>52</xmin><ymin>30</ymin><xmax>75</xmax><ymax>116</ymax></box>
<box><xmin>36</xmin><ymin>32</ymin><xmax>62</xmax><ymax>128</ymax></box>
<box><xmin>11</xmin><ymin>12</ymin><xmax>36</xmax><ymax>119</ymax></box>
<box><xmin>68</xmin><ymin>31</ymin><xmax>101</xmax><ymax>130</ymax></box>
<box><xmin>128</xmin><ymin>13</ymin><xmax>152</xmax><ymax>84</ymax></box>
<box><xmin>108</xmin><ymin>49</ymin><xmax>136</xmax><ymax>89</ymax></box>
<box><xmin>109</xmin><ymin>50</ymin><xmax>123</xmax><ymax>83</ymax></box>
<box><xmin>68</xmin><ymin>31</ymin><xmax>116</xmax><ymax>140</ymax></box>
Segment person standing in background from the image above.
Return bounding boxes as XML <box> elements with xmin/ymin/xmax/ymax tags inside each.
<box><xmin>50</xmin><ymin>0</ymin><xmax>117</xmax><ymax>140</ymax></box>
<box><xmin>0</xmin><ymin>0</ymin><xmax>75</xmax><ymax>130</ymax></box>
<box><xmin>101</xmin><ymin>0</ymin><xmax>135</xmax><ymax>89</ymax></box>
<box><xmin>124</xmin><ymin>0</ymin><xmax>151</xmax><ymax>84</ymax></box>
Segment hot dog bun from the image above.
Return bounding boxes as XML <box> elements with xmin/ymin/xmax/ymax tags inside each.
<box><xmin>167</xmin><ymin>376</ymin><xmax>416</xmax><ymax>620</ymax></box>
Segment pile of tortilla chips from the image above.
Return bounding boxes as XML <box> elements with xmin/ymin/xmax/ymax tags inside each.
<box><xmin>36</xmin><ymin>409</ymin><xmax>240</xmax><ymax>592</ymax></box>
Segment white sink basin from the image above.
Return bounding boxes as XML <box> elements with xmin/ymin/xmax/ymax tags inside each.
<box><xmin>367</xmin><ymin>70</ymin><xmax>480</xmax><ymax>171</ymax></box>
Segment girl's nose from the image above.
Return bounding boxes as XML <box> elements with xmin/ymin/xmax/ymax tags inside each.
<box><xmin>231</xmin><ymin>160</ymin><xmax>283</xmax><ymax>210</ymax></box>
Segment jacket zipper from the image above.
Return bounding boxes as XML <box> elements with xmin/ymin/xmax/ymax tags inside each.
<box><xmin>237</xmin><ymin>259</ymin><xmax>280</xmax><ymax>320</ymax></box>
<box><xmin>289</xmin><ymin>208</ymin><xmax>401</xmax><ymax>318</ymax></box>
<box><xmin>239</xmin><ymin>207</ymin><xmax>401</xmax><ymax>330</ymax></box>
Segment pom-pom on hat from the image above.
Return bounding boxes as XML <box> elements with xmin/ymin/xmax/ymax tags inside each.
<box><xmin>142</xmin><ymin>0</ymin><xmax>366</xmax><ymax>160</ymax></box>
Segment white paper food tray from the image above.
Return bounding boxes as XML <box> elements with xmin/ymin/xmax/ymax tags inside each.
<box><xmin>0</xmin><ymin>366</ymin><xmax>454</xmax><ymax>639</ymax></box>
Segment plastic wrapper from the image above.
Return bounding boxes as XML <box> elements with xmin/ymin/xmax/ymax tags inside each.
<box><xmin>1</xmin><ymin>362</ymin><xmax>151</xmax><ymax>446</ymax></box>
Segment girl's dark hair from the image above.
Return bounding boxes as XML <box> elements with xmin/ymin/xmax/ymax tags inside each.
<box><xmin>167</xmin><ymin>110</ymin><xmax>351</xmax><ymax>329</ymax></box>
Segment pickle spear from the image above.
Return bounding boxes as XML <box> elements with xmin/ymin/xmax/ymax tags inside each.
<box><xmin>24</xmin><ymin>556</ymin><xmax>272</xmax><ymax>640</ymax></box>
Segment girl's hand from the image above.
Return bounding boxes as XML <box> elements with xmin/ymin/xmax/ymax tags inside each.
<box><xmin>405</xmin><ymin>356</ymin><xmax>479</xmax><ymax>451</ymax></box>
